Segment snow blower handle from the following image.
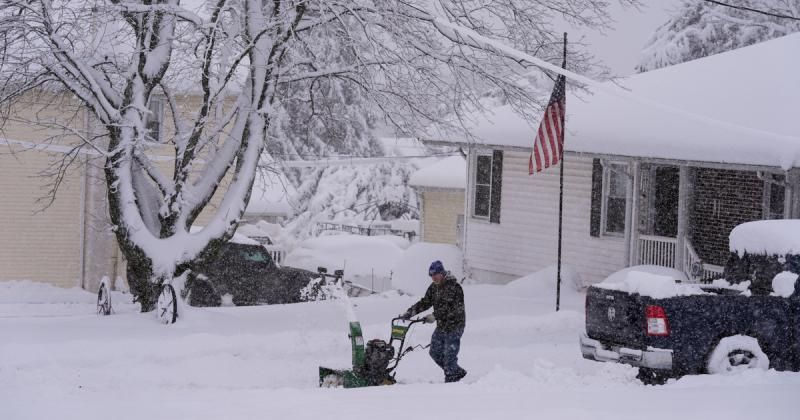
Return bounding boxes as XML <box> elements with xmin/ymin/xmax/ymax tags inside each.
<box><xmin>392</xmin><ymin>316</ymin><xmax>427</xmax><ymax>325</ymax></box>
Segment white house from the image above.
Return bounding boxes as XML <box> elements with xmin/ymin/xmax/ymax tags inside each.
<box><xmin>423</xmin><ymin>33</ymin><xmax>800</xmax><ymax>286</ymax></box>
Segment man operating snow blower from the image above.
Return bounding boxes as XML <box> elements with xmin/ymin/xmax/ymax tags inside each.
<box><xmin>400</xmin><ymin>260</ymin><xmax>467</xmax><ymax>383</ymax></box>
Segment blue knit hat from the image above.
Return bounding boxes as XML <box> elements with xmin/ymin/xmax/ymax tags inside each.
<box><xmin>428</xmin><ymin>260</ymin><xmax>445</xmax><ymax>276</ymax></box>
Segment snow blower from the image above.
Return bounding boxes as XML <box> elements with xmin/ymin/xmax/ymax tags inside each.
<box><xmin>319</xmin><ymin>316</ymin><xmax>431</xmax><ymax>388</ymax></box>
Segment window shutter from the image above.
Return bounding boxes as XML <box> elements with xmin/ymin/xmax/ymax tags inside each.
<box><xmin>590</xmin><ymin>158</ymin><xmax>602</xmax><ymax>237</ymax></box>
<box><xmin>490</xmin><ymin>150</ymin><xmax>503</xmax><ymax>224</ymax></box>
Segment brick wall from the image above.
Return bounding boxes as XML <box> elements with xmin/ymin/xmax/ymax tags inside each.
<box><xmin>690</xmin><ymin>168</ymin><xmax>764</xmax><ymax>265</ymax></box>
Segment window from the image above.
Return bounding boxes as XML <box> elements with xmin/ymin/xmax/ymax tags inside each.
<box><xmin>602</xmin><ymin>162</ymin><xmax>628</xmax><ymax>235</ymax></box>
<box><xmin>472</xmin><ymin>150</ymin><xmax>503</xmax><ymax>223</ymax></box>
<box><xmin>474</xmin><ymin>154</ymin><xmax>492</xmax><ymax>218</ymax></box>
<box><xmin>145</xmin><ymin>97</ymin><xmax>164</xmax><ymax>142</ymax></box>
<box><xmin>764</xmin><ymin>173</ymin><xmax>786</xmax><ymax>220</ymax></box>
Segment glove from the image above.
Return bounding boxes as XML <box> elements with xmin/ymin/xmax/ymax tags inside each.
<box><xmin>399</xmin><ymin>311</ymin><xmax>411</xmax><ymax>320</ymax></box>
<box><xmin>423</xmin><ymin>314</ymin><xmax>436</xmax><ymax>324</ymax></box>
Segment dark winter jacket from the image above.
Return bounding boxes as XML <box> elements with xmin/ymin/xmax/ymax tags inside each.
<box><xmin>405</xmin><ymin>272</ymin><xmax>465</xmax><ymax>331</ymax></box>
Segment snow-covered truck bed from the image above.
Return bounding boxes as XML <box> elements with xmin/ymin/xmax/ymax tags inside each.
<box><xmin>581</xmin><ymin>221</ymin><xmax>800</xmax><ymax>384</ymax></box>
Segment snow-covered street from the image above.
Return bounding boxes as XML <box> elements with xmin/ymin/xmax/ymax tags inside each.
<box><xmin>2</xmin><ymin>279</ymin><xmax>798</xmax><ymax>420</ymax></box>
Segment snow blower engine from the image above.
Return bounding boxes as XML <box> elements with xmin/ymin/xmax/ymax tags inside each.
<box><xmin>319</xmin><ymin>316</ymin><xmax>431</xmax><ymax>388</ymax></box>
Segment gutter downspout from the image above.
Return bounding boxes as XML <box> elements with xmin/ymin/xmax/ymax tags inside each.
<box><xmin>461</xmin><ymin>145</ymin><xmax>473</xmax><ymax>280</ymax></box>
<box><xmin>79</xmin><ymin>108</ymin><xmax>89</xmax><ymax>289</ymax></box>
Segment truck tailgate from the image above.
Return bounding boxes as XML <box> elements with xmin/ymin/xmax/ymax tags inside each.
<box><xmin>585</xmin><ymin>286</ymin><xmax>646</xmax><ymax>347</ymax></box>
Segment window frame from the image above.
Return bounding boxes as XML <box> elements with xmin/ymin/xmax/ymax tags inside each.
<box><xmin>600</xmin><ymin>161</ymin><xmax>628</xmax><ymax>237</ymax></box>
<box><xmin>145</xmin><ymin>96</ymin><xmax>165</xmax><ymax>143</ymax></box>
<box><xmin>763</xmin><ymin>173</ymin><xmax>787</xmax><ymax>220</ymax></box>
<box><xmin>472</xmin><ymin>151</ymin><xmax>493</xmax><ymax>220</ymax></box>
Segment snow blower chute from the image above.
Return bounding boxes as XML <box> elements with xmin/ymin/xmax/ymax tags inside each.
<box><xmin>318</xmin><ymin>316</ymin><xmax>430</xmax><ymax>388</ymax></box>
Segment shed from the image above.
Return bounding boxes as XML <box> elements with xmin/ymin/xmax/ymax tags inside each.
<box><xmin>409</xmin><ymin>155</ymin><xmax>467</xmax><ymax>247</ymax></box>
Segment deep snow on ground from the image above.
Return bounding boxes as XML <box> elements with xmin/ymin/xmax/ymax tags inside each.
<box><xmin>284</xmin><ymin>234</ymin><xmax>410</xmax><ymax>292</ymax></box>
<box><xmin>2</xmin><ymin>277</ymin><xmax>799</xmax><ymax>420</ymax></box>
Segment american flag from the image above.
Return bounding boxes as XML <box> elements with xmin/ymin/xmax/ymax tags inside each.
<box><xmin>529</xmin><ymin>73</ymin><xmax>566</xmax><ymax>175</ymax></box>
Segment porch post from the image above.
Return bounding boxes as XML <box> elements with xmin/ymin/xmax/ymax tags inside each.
<box><xmin>625</xmin><ymin>160</ymin><xmax>640</xmax><ymax>267</ymax></box>
<box><xmin>676</xmin><ymin>166</ymin><xmax>689</xmax><ymax>273</ymax></box>
<box><xmin>785</xmin><ymin>168</ymin><xmax>800</xmax><ymax>218</ymax></box>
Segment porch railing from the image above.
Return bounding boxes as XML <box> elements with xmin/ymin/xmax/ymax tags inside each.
<box><xmin>683</xmin><ymin>240</ymin><xmax>701</xmax><ymax>280</ymax></box>
<box><xmin>637</xmin><ymin>235</ymin><xmax>677</xmax><ymax>268</ymax></box>
<box><xmin>683</xmin><ymin>241</ymin><xmax>724</xmax><ymax>281</ymax></box>
<box><xmin>264</xmin><ymin>244</ymin><xmax>286</xmax><ymax>265</ymax></box>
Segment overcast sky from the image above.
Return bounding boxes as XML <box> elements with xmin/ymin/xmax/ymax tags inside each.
<box><xmin>570</xmin><ymin>1</ymin><xmax>684</xmax><ymax>76</ymax></box>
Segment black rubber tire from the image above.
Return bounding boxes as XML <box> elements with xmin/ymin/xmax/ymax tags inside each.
<box><xmin>637</xmin><ymin>368</ymin><xmax>670</xmax><ymax>385</ymax></box>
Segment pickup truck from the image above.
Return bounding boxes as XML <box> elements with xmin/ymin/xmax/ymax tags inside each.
<box><xmin>580</xmin><ymin>220</ymin><xmax>800</xmax><ymax>384</ymax></box>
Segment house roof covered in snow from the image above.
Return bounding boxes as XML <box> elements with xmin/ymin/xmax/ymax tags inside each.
<box><xmin>409</xmin><ymin>155</ymin><xmax>466</xmax><ymax>189</ymax></box>
<box><xmin>425</xmin><ymin>33</ymin><xmax>800</xmax><ymax>169</ymax></box>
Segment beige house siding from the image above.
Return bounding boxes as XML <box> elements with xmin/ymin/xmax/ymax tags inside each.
<box><xmin>464</xmin><ymin>150</ymin><xmax>627</xmax><ymax>285</ymax></box>
<box><xmin>0</xmin><ymin>93</ymin><xmax>236</xmax><ymax>291</ymax></box>
<box><xmin>0</xmin><ymin>142</ymin><xmax>84</xmax><ymax>288</ymax></box>
<box><xmin>421</xmin><ymin>189</ymin><xmax>464</xmax><ymax>245</ymax></box>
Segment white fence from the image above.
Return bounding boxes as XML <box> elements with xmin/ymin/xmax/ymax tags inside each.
<box><xmin>637</xmin><ymin>235</ymin><xmax>677</xmax><ymax>269</ymax></box>
<box><xmin>636</xmin><ymin>235</ymin><xmax>724</xmax><ymax>281</ymax></box>
<box><xmin>264</xmin><ymin>245</ymin><xmax>286</xmax><ymax>265</ymax></box>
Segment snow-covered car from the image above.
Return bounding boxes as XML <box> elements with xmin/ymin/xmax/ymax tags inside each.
<box><xmin>185</xmin><ymin>241</ymin><xmax>317</xmax><ymax>307</ymax></box>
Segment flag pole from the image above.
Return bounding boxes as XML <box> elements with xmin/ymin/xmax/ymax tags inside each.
<box><xmin>556</xmin><ymin>32</ymin><xmax>567</xmax><ymax>312</ymax></box>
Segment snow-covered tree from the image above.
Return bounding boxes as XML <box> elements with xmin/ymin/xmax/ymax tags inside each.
<box><xmin>637</xmin><ymin>0</ymin><xmax>800</xmax><ymax>72</ymax></box>
<box><xmin>0</xmin><ymin>0</ymin><xmax>630</xmax><ymax>311</ymax></box>
<box><xmin>282</xmin><ymin>161</ymin><xmax>421</xmax><ymax>241</ymax></box>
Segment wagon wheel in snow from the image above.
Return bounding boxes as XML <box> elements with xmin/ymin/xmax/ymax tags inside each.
<box><xmin>97</xmin><ymin>282</ymin><xmax>112</xmax><ymax>316</ymax></box>
<box><xmin>156</xmin><ymin>284</ymin><xmax>178</xmax><ymax>324</ymax></box>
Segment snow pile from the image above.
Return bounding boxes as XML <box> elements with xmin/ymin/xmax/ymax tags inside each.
<box><xmin>409</xmin><ymin>155</ymin><xmax>466</xmax><ymax>189</ymax></box>
<box><xmin>729</xmin><ymin>220</ymin><xmax>800</xmax><ymax>256</ymax></box>
<box><xmin>4</xmin><ymin>266</ymin><xmax>800</xmax><ymax>419</ymax></box>
<box><xmin>602</xmin><ymin>265</ymin><xmax>688</xmax><ymax>284</ymax></box>
<box><xmin>391</xmin><ymin>242</ymin><xmax>464</xmax><ymax>296</ymax></box>
<box><xmin>710</xmin><ymin>279</ymin><xmax>752</xmax><ymax>295</ymax></box>
<box><xmin>0</xmin><ymin>280</ymin><xmax>96</xmax><ymax>304</ymax></box>
<box><xmin>236</xmin><ymin>220</ymin><xmax>285</xmax><ymax>243</ymax></box>
<box><xmin>596</xmin><ymin>269</ymin><xmax>704</xmax><ymax>299</ymax></box>
<box><xmin>0</xmin><ymin>280</ymin><xmax>138</xmax><ymax>318</ymax></box>
<box><xmin>284</xmin><ymin>234</ymin><xmax>408</xmax><ymax>291</ymax></box>
<box><xmin>772</xmin><ymin>272</ymin><xmax>798</xmax><ymax>298</ymax></box>
<box><xmin>505</xmin><ymin>265</ymin><xmax>584</xmax><ymax>295</ymax></box>
<box><xmin>190</xmin><ymin>225</ymin><xmax>259</xmax><ymax>246</ymax></box>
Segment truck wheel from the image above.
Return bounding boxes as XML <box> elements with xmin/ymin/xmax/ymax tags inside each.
<box><xmin>707</xmin><ymin>335</ymin><xmax>769</xmax><ymax>374</ymax></box>
<box><xmin>637</xmin><ymin>368</ymin><xmax>669</xmax><ymax>385</ymax></box>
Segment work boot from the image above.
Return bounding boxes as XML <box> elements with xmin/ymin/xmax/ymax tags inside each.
<box><xmin>445</xmin><ymin>367</ymin><xmax>467</xmax><ymax>383</ymax></box>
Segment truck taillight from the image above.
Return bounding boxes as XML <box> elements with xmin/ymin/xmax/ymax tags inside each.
<box><xmin>646</xmin><ymin>305</ymin><xmax>670</xmax><ymax>336</ymax></box>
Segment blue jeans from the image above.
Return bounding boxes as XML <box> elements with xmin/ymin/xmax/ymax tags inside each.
<box><xmin>429</xmin><ymin>328</ymin><xmax>464</xmax><ymax>379</ymax></box>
